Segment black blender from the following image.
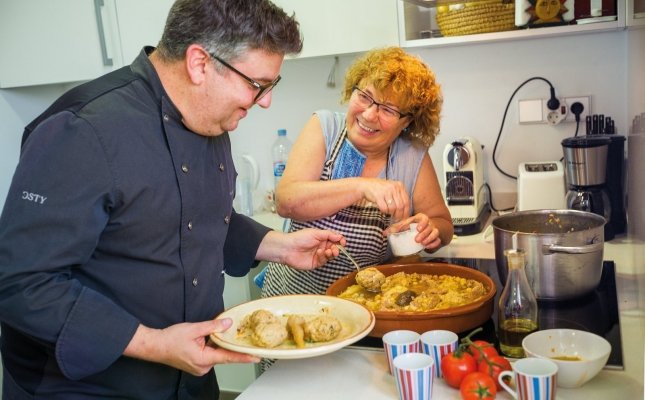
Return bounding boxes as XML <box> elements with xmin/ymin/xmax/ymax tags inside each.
<box><xmin>561</xmin><ymin>136</ymin><xmax>613</xmax><ymax>240</ymax></box>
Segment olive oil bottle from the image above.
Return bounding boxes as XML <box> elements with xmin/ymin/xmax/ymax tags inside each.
<box><xmin>497</xmin><ymin>249</ymin><xmax>538</xmax><ymax>357</ymax></box>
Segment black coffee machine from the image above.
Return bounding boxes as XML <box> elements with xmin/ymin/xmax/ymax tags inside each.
<box><xmin>561</xmin><ymin>135</ymin><xmax>627</xmax><ymax>241</ymax></box>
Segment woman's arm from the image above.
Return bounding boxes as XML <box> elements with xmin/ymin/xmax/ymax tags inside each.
<box><xmin>276</xmin><ymin>114</ymin><xmax>411</xmax><ymax>222</ymax></box>
<box><xmin>407</xmin><ymin>152</ymin><xmax>454</xmax><ymax>249</ymax></box>
<box><xmin>275</xmin><ymin>115</ymin><xmax>366</xmax><ymax>220</ymax></box>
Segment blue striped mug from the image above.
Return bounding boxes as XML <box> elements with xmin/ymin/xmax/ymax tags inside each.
<box><xmin>499</xmin><ymin>358</ymin><xmax>558</xmax><ymax>400</ymax></box>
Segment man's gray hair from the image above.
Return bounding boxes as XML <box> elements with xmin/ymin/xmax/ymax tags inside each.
<box><xmin>156</xmin><ymin>0</ymin><xmax>303</xmax><ymax>62</ymax></box>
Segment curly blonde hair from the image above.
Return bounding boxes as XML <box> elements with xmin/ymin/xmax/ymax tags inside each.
<box><xmin>341</xmin><ymin>47</ymin><xmax>442</xmax><ymax>148</ymax></box>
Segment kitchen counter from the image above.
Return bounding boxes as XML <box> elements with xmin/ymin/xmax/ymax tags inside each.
<box><xmin>237</xmin><ymin>346</ymin><xmax>642</xmax><ymax>400</ymax></box>
<box><xmin>237</xmin><ymin>212</ymin><xmax>645</xmax><ymax>399</ymax></box>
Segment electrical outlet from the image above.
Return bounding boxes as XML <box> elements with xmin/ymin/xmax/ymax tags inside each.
<box><xmin>543</xmin><ymin>98</ymin><xmax>567</xmax><ymax>125</ymax></box>
<box><xmin>518</xmin><ymin>96</ymin><xmax>591</xmax><ymax>125</ymax></box>
<box><xmin>563</xmin><ymin>96</ymin><xmax>591</xmax><ymax>123</ymax></box>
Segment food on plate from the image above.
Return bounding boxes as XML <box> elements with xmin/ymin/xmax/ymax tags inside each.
<box><xmin>459</xmin><ymin>371</ymin><xmax>497</xmax><ymax>400</ymax></box>
<box><xmin>304</xmin><ymin>315</ymin><xmax>342</xmax><ymax>342</ymax></box>
<box><xmin>551</xmin><ymin>355</ymin><xmax>582</xmax><ymax>361</ymax></box>
<box><xmin>237</xmin><ymin>309</ymin><xmax>342</xmax><ymax>349</ymax></box>
<box><xmin>355</xmin><ymin>267</ymin><xmax>386</xmax><ymax>292</ymax></box>
<box><xmin>251</xmin><ymin>321</ymin><xmax>289</xmax><ymax>348</ymax></box>
<box><xmin>338</xmin><ymin>270</ymin><xmax>486</xmax><ymax>312</ymax></box>
<box><xmin>238</xmin><ymin>310</ymin><xmax>288</xmax><ymax>348</ymax></box>
<box><xmin>246</xmin><ymin>309</ymin><xmax>279</xmax><ymax>326</ymax></box>
<box><xmin>287</xmin><ymin>315</ymin><xmax>306</xmax><ymax>348</ymax></box>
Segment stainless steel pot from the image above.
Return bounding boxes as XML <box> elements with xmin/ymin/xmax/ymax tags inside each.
<box><xmin>492</xmin><ymin>209</ymin><xmax>606</xmax><ymax>300</ymax></box>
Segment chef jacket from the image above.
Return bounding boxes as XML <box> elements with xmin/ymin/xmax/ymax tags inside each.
<box><xmin>0</xmin><ymin>47</ymin><xmax>270</xmax><ymax>399</ymax></box>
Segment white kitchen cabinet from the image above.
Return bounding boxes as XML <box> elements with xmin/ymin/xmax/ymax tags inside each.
<box><xmin>114</xmin><ymin>0</ymin><xmax>172</xmax><ymax>63</ymax></box>
<box><xmin>0</xmin><ymin>0</ymin><xmax>172</xmax><ymax>88</ymax></box>
<box><xmin>627</xmin><ymin>0</ymin><xmax>645</xmax><ymax>25</ymax></box>
<box><xmin>398</xmin><ymin>0</ymin><xmax>626</xmax><ymax>48</ymax></box>
<box><xmin>271</xmin><ymin>0</ymin><xmax>400</xmax><ymax>58</ymax></box>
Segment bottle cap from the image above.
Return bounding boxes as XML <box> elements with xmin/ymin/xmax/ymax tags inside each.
<box><xmin>278</xmin><ymin>129</ymin><xmax>287</xmax><ymax>136</ymax></box>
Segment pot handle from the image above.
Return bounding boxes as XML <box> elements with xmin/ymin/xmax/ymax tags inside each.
<box><xmin>542</xmin><ymin>242</ymin><xmax>604</xmax><ymax>255</ymax></box>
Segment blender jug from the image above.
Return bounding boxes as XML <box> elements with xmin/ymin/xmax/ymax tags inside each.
<box><xmin>234</xmin><ymin>154</ymin><xmax>259</xmax><ymax>216</ymax></box>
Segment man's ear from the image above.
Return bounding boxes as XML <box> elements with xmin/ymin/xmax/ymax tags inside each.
<box><xmin>185</xmin><ymin>44</ymin><xmax>210</xmax><ymax>85</ymax></box>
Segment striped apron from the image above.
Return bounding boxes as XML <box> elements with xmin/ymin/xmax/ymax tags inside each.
<box><xmin>261</xmin><ymin>127</ymin><xmax>391</xmax><ymax>297</ymax></box>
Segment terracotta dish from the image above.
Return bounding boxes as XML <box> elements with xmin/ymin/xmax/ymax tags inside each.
<box><xmin>325</xmin><ymin>263</ymin><xmax>496</xmax><ymax>337</ymax></box>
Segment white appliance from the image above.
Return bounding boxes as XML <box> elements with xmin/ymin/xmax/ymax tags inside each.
<box><xmin>442</xmin><ymin>137</ymin><xmax>489</xmax><ymax>235</ymax></box>
<box><xmin>517</xmin><ymin>161</ymin><xmax>566</xmax><ymax>211</ymax></box>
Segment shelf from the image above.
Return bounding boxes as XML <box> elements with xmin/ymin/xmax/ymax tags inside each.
<box><xmin>402</xmin><ymin>0</ymin><xmax>484</xmax><ymax>7</ymax></box>
<box><xmin>402</xmin><ymin>20</ymin><xmax>625</xmax><ymax>48</ymax></box>
<box><xmin>398</xmin><ymin>0</ymin><xmax>627</xmax><ymax>48</ymax></box>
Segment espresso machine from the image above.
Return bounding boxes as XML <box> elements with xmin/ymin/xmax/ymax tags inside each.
<box><xmin>561</xmin><ymin>136</ymin><xmax>613</xmax><ymax>240</ymax></box>
<box><xmin>442</xmin><ymin>137</ymin><xmax>490</xmax><ymax>235</ymax></box>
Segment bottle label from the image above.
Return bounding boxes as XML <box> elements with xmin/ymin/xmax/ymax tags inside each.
<box><xmin>273</xmin><ymin>162</ymin><xmax>286</xmax><ymax>177</ymax></box>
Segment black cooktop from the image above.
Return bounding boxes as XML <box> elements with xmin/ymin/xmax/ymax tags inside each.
<box><xmin>350</xmin><ymin>257</ymin><xmax>623</xmax><ymax>369</ymax></box>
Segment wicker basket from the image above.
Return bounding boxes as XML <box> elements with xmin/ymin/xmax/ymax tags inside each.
<box><xmin>436</xmin><ymin>0</ymin><xmax>516</xmax><ymax>37</ymax></box>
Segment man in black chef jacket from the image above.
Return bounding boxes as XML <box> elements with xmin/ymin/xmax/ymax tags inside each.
<box><xmin>0</xmin><ymin>1</ymin><xmax>344</xmax><ymax>399</ymax></box>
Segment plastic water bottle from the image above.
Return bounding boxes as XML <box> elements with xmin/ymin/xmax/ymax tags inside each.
<box><xmin>272</xmin><ymin>129</ymin><xmax>292</xmax><ymax>189</ymax></box>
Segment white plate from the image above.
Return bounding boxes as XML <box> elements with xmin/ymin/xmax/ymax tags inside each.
<box><xmin>210</xmin><ymin>294</ymin><xmax>375</xmax><ymax>359</ymax></box>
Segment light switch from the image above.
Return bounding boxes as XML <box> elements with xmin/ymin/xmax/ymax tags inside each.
<box><xmin>518</xmin><ymin>99</ymin><xmax>544</xmax><ymax>124</ymax></box>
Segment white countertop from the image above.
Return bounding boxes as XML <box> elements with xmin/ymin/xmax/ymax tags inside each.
<box><xmin>237</xmin><ymin>346</ymin><xmax>642</xmax><ymax>400</ymax></box>
<box><xmin>239</xmin><ymin>212</ymin><xmax>645</xmax><ymax>399</ymax></box>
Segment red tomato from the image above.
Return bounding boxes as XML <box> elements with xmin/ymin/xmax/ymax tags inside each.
<box><xmin>478</xmin><ymin>355</ymin><xmax>512</xmax><ymax>390</ymax></box>
<box><xmin>460</xmin><ymin>372</ymin><xmax>497</xmax><ymax>400</ymax></box>
<box><xmin>467</xmin><ymin>340</ymin><xmax>498</xmax><ymax>363</ymax></box>
<box><xmin>441</xmin><ymin>351</ymin><xmax>477</xmax><ymax>389</ymax></box>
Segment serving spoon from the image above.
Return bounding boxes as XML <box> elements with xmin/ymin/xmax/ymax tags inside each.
<box><xmin>337</xmin><ymin>244</ymin><xmax>383</xmax><ymax>293</ymax></box>
<box><xmin>337</xmin><ymin>244</ymin><xmax>360</xmax><ymax>272</ymax></box>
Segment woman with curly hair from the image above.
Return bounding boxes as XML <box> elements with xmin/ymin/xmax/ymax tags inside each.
<box><xmin>261</xmin><ymin>47</ymin><xmax>453</xmax><ymax>298</ymax></box>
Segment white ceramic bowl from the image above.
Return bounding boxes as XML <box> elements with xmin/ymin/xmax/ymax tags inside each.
<box><xmin>388</xmin><ymin>223</ymin><xmax>423</xmax><ymax>256</ymax></box>
<box><xmin>522</xmin><ymin>329</ymin><xmax>611</xmax><ymax>388</ymax></box>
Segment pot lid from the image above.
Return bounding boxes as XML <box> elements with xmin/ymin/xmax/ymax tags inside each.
<box><xmin>561</xmin><ymin>136</ymin><xmax>611</xmax><ymax>148</ymax></box>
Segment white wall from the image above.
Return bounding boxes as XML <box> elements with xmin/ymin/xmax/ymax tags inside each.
<box><xmin>1</xmin><ymin>29</ymin><xmax>643</xmax><ymax>212</ymax></box>
<box><xmin>230</xmin><ymin>30</ymin><xmax>636</xmax><ymax>207</ymax></box>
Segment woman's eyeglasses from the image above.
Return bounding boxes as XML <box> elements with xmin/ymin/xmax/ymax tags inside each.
<box><xmin>352</xmin><ymin>86</ymin><xmax>411</xmax><ymax>122</ymax></box>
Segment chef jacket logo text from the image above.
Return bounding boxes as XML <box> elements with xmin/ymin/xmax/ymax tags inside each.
<box><xmin>22</xmin><ymin>191</ymin><xmax>47</xmax><ymax>204</ymax></box>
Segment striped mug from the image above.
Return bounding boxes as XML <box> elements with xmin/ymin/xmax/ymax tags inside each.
<box><xmin>419</xmin><ymin>330</ymin><xmax>458</xmax><ymax>378</ymax></box>
<box><xmin>499</xmin><ymin>358</ymin><xmax>558</xmax><ymax>400</ymax></box>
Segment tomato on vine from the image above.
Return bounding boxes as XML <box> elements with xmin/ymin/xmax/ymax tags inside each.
<box><xmin>468</xmin><ymin>340</ymin><xmax>499</xmax><ymax>363</ymax></box>
<box><xmin>478</xmin><ymin>355</ymin><xmax>512</xmax><ymax>390</ymax></box>
<box><xmin>441</xmin><ymin>349</ymin><xmax>477</xmax><ymax>389</ymax></box>
<box><xmin>459</xmin><ymin>372</ymin><xmax>497</xmax><ymax>400</ymax></box>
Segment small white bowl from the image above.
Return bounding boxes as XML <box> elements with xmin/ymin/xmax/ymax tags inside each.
<box><xmin>522</xmin><ymin>329</ymin><xmax>611</xmax><ymax>388</ymax></box>
<box><xmin>388</xmin><ymin>223</ymin><xmax>424</xmax><ymax>256</ymax></box>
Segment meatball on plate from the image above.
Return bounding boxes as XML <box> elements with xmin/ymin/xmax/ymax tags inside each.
<box><xmin>210</xmin><ymin>295</ymin><xmax>375</xmax><ymax>359</ymax></box>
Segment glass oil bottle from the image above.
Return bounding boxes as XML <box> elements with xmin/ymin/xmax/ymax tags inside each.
<box><xmin>497</xmin><ymin>248</ymin><xmax>538</xmax><ymax>358</ymax></box>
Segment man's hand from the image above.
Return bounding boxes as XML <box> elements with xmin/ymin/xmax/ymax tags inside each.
<box><xmin>256</xmin><ymin>229</ymin><xmax>345</xmax><ymax>270</ymax></box>
<box><xmin>124</xmin><ymin>318</ymin><xmax>260</xmax><ymax>376</ymax></box>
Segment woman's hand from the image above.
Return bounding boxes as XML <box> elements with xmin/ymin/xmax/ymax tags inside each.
<box><xmin>360</xmin><ymin>178</ymin><xmax>411</xmax><ymax>223</ymax></box>
<box><xmin>385</xmin><ymin>213</ymin><xmax>442</xmax><ymax>251</ymax></box>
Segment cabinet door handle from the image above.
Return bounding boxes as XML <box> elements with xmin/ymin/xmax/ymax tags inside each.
<box><xmin>94</xmin><ymin>0</ymin><xmax>114</xmax><ymax>66</ymax></box>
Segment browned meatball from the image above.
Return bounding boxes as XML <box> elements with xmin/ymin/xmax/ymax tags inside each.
<box><xmin>251</xmin><ymin>321</ymin><xmax>288</xmax><ymax>348</ymax></box>
<box><xmin>304</xmin><ymin>315</ymin><xmax>342</xmax><ymax>342</ymax></box>
<box><xmin>356</xmin><ymin>267</ymin><xmax>385</xmax><ymax>292</ymax></box>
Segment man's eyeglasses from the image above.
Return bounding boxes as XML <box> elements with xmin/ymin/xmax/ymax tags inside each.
<box><xmin>209</xmin><ymin>52</ymin><xmax>281</xmax><ymax>102</ymax></box>
<box><xmin>352</xmin><ymin>86</ymin><xmax>411</xmax><ymax>122</ymax></box>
